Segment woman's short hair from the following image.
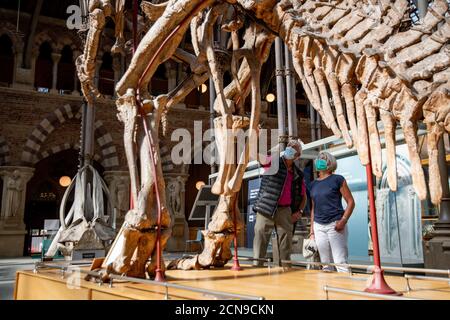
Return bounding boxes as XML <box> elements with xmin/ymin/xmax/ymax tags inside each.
<box><xmin>316</xmin><ymin>151</ymin><xmax>337</xmax><ymax>172</ymax></box>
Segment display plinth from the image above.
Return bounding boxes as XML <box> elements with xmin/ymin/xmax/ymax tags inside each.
<box><xmin>13</xmin><ymin>264</ymin><xmax>450</xmax><ymax>300</ymax></box>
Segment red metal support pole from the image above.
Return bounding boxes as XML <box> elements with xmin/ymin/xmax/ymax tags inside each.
<box><xmin>231</xmin><ymin>196</ymin><xmax>242</xmax><ymax>271</ymax></box>
<box><xmin>128</xmin><ymin>0</ymin><xmax>139</xmax><ymax>211</ymax></box>
<box><xmin>364</xmin><ymin>146</ymin><xmax>400</xmax><ymax>295</ymax></box>
<box><xmin>133</xmin><ymin>0</ymin><xmax>165</xmax><ymax>282</ymax></box>
<box><xmin>130</xmin><ymin>0</ymin><xmax>139</xmax><ymax>208</ymax></box>
<box><xmin>131</xmin><ymin>0</ymin><xmax>209</xmax><ymax>282</ymax></box>
<box><xmin>129</xmin><ymin>0</ymin><xmax>213</xmax><ymax>282</ymax></box>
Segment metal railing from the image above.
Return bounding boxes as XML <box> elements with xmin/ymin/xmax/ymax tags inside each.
<box><xmin>237</xmin><ymin>256</ymin><xmax>273</xmax><ymax>270</ymax></box>
<box><xmin>323</xmin><ymin>285</ymin><xmax>421</xmax><ymax>300</ymax></box>
<box><xmin>404</xmin><ymin>274</ymin><xmax>450</xmax><ymax>292</ymax></box>
<box><xmin>35</xmin><ymin>259</ymin><xmax>94</xmax><ymax>267</ymax></box>
<box><xmin>281</xmin><ymin>259</ymin><xmax>450</xmax><ymax>277</ymax></box>
<box><xmin>108</xmin><ymin>274</ymin><xmax>264</xmax><ymax>300</ymax></box>
<box><xmin>32</xmin><ymin>261</ymin><xmax>264</xmax><ymax>300</ymax></box>
<box><xmin>281</xmin><ymin>258</ymin><xmax>450</xmax><ymax>296</ymax></box>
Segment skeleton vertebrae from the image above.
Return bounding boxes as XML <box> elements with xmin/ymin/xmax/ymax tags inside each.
<box><xmin>281</xmin><ymin>0</ymin><xmax>450</xmax><ymax>205</ymax></box>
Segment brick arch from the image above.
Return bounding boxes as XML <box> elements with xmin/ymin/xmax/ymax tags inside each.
<box><xmin>0</xmin><ymin>135</ymin><xmax>10</xmax><ymax>166</ymax></box>
<box><xmin>0</xmin><ymin>21</ymin><xmax>22</xmax><ymax>54</ymax></box>
<box><xmin>21</xmin><ymin>104</ymin><xmax>120</xmax><ymax>170</ymax></box>
<box><xmin>35</xmin><ymin>142</ymin><xmax>103</xmax><ymax>166</ymax></box>
<box><xmin>33</xmin><ymin>31</ymin><xmax>58</xmax><ymax>56</ymax></box>
<box><xmin>93</xmin><ymin>120</ymin><xmax>119</xmax><ymax>169</ymax></box>
<box><xmin>96</xmin><ymin>37</ymin><xmax>115</xmax><ymax>60</ymax></box>
<box><xmin>160</xmin><ymin>143</ymin><xmax>174</xmax><ymax>173</ymax></box>
<box><xmin>55</xmin><ymin>34</ymin><xmax>81</xmax><ymax>53</ymax></box>
<box><xmin>21</xmin><ymin>104</ymin><xmax>80</xmax><ymax>165</ymax></box>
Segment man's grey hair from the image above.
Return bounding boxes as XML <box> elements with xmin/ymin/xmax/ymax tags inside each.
<box><xmin>316</xmin><ymin>151</ymin><xmax>337</xmax><ymax>172</ymax></box>
<box><xmin>287</xmin><ymin>139</ymin><xmax>303</xmax><ymax>157</ymax></box>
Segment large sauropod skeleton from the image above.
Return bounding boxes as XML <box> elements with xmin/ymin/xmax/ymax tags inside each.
<box><xmin>77</xmin><ymin>0</ymin><xmax>449</xmax><ymax>275</ymax></box>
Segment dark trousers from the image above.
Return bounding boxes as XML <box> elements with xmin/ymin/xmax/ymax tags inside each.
<box><xmin>253</xmin><ymin>206</ymin><xmax>293</xmax><ymax>266</ymax></box>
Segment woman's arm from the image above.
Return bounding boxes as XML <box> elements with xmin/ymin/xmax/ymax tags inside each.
<box><xmin>335</xmin><ymin>180</ymin><xmax>355</xmax><ymax>231</ymax></box>
<box><xmin>341</xmin><ymin>180</ymin><xmax>355</xmax><ymax>220</ymax></box>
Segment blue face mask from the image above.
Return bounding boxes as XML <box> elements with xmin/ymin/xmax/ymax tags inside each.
<box><xmin>315</xmin><ymin>159</ymin><xmax>328</xmax><ymax>171</ymax></box>
<box><xmin>283</xmin><ymin>146</ymin><xmax>297</xmax><ymax>160</ymax></box>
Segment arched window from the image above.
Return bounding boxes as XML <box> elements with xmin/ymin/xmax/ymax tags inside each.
<box><xmin>151</xmin><ymin>64</ymin><xmax>168</xmax><ymax>96</ymax></box>
<box><xmin>34</xmin><ymin>41</ymin><xmax>53</xmax><ymax>91</ymax></box>
<box><xmin>267</xmin><ymin>81</ymin><xmax>277</xmax><ymax>117</ymax></box>
<box><xmin>296</xmin><ymin>83</ymin><xmax>309</xmax><ymax>119</ymax></box>
<box><xmin>57</xmin><ymin>45</ymin><xmax>74</xmax><ymax>92</ymax></box>
<box><xmin>184</xmin><ymin>65</ymin><xmax>208</xmax><ymax>109</ymax></box>
<box><xmin>185</xmin><ymin>84</ymin><xmax>209</xmax><ymax>109</ymax></box>
<box><xmin>98</xmin><ymin>52</ymin><xmax>114</xmax><ymax>96</ymax></box>
<box><xmin>0</xmin><ymin>34</ymin><xmax>14</xmax><ymax>86</ymax></box>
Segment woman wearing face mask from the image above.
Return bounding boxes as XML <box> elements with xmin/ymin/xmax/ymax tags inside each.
<box><xmin>309</xmin><ymin>151</ymin><xmax>355</xmax><ymax>272</ymax></box>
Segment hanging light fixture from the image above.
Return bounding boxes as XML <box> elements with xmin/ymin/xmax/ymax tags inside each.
<box><xmin>198</xmin><ymin>83</ymin><xmax>208</xmax><ymax>93</ymax></box>
<box><xmin>196</xmin><ymin>181</ymin><xmax>205</xmax><ymax>190</ymax></box>
<box><xmin>265</xmin><ymin>93</ymin><xmax>276</xmax><ymax>103</ymax></box>
<box><xmin>59</xmin><ymin>176</ymin><xmax>72</xmax><ymax>187</ymax></box>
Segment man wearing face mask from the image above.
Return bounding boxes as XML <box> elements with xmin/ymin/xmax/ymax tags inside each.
<box><xmin>252</xmin><ymin>139</ymin><xmax>307</xmax><ymax>267</ymax></box>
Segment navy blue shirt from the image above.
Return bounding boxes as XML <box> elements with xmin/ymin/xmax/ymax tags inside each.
<box><xmin>310</xmin><ymin>174</ymin><xmax>346</xmax><ymax>224</ymax></box>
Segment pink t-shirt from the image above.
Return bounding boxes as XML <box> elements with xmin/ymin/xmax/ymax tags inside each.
<box><xmin>278</xmin><ymin>169</ymin><xmax>306</xmax><ymax>206</ymax></box>
<box><xmin>261</xmin><ymin>155</ymin><xmax>306</xmax><ymax>206</ymax></box>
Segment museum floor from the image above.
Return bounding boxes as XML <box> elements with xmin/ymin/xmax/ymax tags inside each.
<box><xmin>12</xmin><ymin>261</ymin><xmax>450</xmax><ymax>300</ymax></box>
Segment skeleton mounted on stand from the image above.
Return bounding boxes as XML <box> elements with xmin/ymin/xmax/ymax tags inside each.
<box><xmin>74</xmin><ymin>0</ymin><xmax>449</xmax><ymax>279</ymax></box>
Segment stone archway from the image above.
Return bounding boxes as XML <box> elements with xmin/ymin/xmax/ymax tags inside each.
<box><xmin>0</xmin><ymin>21</ymin><xmax>23</xmax><ymax>55</ymax></box>
<box><xmin>21</xmin><ymin>104</ymin><xmax>120</xmax><ymax>170</ymax></box>
<box><xmin>23</xmin><ymin>148</ymin><xmax>105</xmax><ymax>256</ymax></box>
<box><xmin>0</xmin><ymin>135</ymin><xmax>10</xmax><ymax>166</ymax></box>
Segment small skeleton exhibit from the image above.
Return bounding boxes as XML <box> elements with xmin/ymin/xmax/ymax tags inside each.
<box><xmin>72</xmin><ymin>0</ymin><xmax>449</xmax><ymax>278</ymax></box>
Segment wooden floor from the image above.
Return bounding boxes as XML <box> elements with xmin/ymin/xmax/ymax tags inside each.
<box><xmin>14</xmin><ymin>264</ymin><xmax>450</xmax><ymax>300</ymax></box>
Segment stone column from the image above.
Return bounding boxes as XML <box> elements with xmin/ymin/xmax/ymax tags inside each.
<box><xmin>164</xmin><ymin>173</ymin><xmax>189</xmax><ymax>252</ymax></box>
<box><xmin>175</xmin><ymin>66</ymin><xmax>187</xmax><ymax>109</ymax></box>
<box><xmin>275</xmin><ymin>37</ymin><xmax>287</xmax><ymax>150</ymax></box>
<box><xmin>167</xmin><ymin>65</ymin><xmax>177</xmax><ymax>91</ymax></box>
<box><xmin>285</xmin><ymin>44</ymin><xmax>298</xmax><ymax>139</ymax></box>
<box><xmin>72</xmin><ymin>50</ymin><xmax>81</xmax><ymax>96</ymax></box>
<box><xmin>103</xmin><ymin>171</ymin><xmax>130</xmax><ymax>229</ymax></box>
<box><xmin>209</xmin><ymin>75</ymin><xmax>216</xmax><ymax>174</ymax></box>
<box><xmin>416</xmin><ymin>0</ymin><xmax>428</xmax><ymax>21</ymax></box>
<box><xmin>30</xmin><ymin>52</ymin><xmax>38</xmax><ymax>88</ymax></box>
<box><xmin>95</xmin><ymin>59</ymin><xmax>103</xmax><ymax>88</ymax></box>
<box><xmin>12</xmin><ymin>42</ymin><xmax>24</xmax><ymax>86</ymax></box>
<box><xmin>50</xmin><ymin>52</ymin><xmax>61</xmax><ymax>94</ymax></box>
<box><xmin>112</xmin><ymin>55</ymin><xmax>122</xmax><ymax>99</ymax></box>
<box><xmin>120</xmin><ymin>55</ymin><xmax>126</xmax><ymax>78</ymax></box>
<box><xmin>0</xmin><ymin>166</ymin><xmax>34</xmax><ymax>257</ymax></box>
<box><xmin>13</xmin><ymin>50</ymin><xmax>36</xmax><ymax>90</ymax></box>
<box><xmin>260</xmin><ymin>101</ymin><xmax>268</xmax><ymax>120</ymax></box>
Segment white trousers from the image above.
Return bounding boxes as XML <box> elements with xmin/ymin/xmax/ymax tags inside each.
<box><xmin>313</xmin><ymin>221</ymin><xmax>350</xmax><ymax>273</ymax></box>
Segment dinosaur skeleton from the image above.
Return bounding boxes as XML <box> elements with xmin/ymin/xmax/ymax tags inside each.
<box><xmin>76</xmin><ymin>0</ymin><xmax>449</xmax><ymax>275</ymax></box>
